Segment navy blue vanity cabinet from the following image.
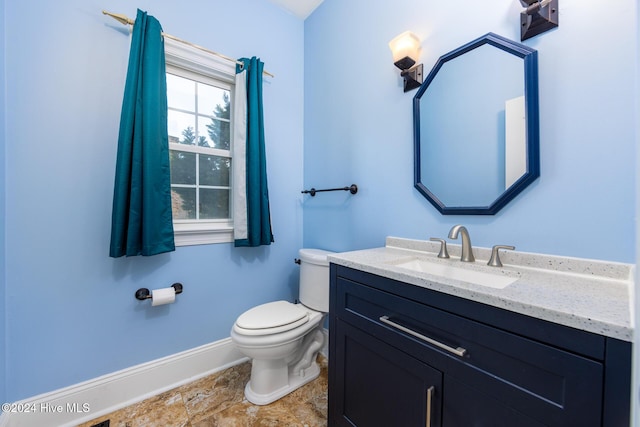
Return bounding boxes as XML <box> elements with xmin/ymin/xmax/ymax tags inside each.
<box><xmin>328</xmin><ymin>264</ymin><xmax>631</xmax><ymax>427</ymax></box>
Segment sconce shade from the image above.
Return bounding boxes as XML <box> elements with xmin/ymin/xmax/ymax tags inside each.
<box><xmin>389</xmin><ymin>31</ymin><xmax>421</xmax><ymax>70</ymax></box>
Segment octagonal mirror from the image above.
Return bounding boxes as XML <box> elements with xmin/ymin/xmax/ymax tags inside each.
<box><xmin>413</xmin><ymin>33</ymin><xmax>539</xmax><ymax>215</ymax></box>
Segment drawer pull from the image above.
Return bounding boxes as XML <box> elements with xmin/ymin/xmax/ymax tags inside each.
<box><xmin>426</xmin><ymin>386</ymin><xmax>435</xmax><ymax>427</ymax></box>
<box><xmin>379</xmin><ymin>316</ymin><xmax>467</xmax><ymax>357</ymax></box>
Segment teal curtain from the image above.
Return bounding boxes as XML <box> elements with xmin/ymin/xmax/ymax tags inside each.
<box><xmin>109</xmin><ymin>9</ymin><xmax>175</xmax><ymax>257</ymax></box>
<box><xmin>234</xmin><ymin>57</ymin><xmax>274</xmax><ymax>247</ymax></box>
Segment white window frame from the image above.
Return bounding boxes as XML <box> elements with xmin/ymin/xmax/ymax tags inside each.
<box><xmin>165</xmin><ymin>37</ymin><xmax>237</xmax><ymax>246</ymax></box>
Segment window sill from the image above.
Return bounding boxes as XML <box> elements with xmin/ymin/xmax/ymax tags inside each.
<box><xmin>174</xmin><ymin>222</ymin><xmax>233</xmax><ymax>246</ymax></box>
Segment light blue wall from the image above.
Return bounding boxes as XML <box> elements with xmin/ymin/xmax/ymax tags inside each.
<box><xmin>303</xmin><ymin>0</ymin><xmax>637</xmax><ymax>263</ymax></box>
<box><xmin>0</xmin><ymin>0</ymin><xmax>6</xmax><ymax>406</ymax></box>
<box><xmin>3</xmin><ymin>0</ymin><xmax>304</xmax><ymax>401</ymax></box>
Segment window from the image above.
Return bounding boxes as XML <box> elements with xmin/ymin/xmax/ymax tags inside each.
<box><xmin>165</xmin><ymin>38</ymin><xmax>237</xmax><ymax>245</ymax></box>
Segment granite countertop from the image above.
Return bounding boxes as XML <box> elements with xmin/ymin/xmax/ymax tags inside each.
<box><xmin>327</xmin><ymin>237</ymin><xmax>633</xmax><ymax>342</ymax></box>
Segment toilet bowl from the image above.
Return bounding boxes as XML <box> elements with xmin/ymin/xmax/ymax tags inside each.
<box><xmin>230</xmin><ymin>249</ymin><xmax>333</xmax><ymax>405</ymax></box>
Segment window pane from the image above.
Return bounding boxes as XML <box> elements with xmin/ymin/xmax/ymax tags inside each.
<box><xmin>200</xmin><ymin>155</ymin><xmax>230</xmax><ymax>186</ymax></box>
<box><xmin>198</xmin><ymin>83</ymin><xmax>230</xmax><ymax>119</ymax></box>
<box><xmin>170</xmin><ymin>151</ymin><xmax>196</xmax><ymax>185</ymax></box>
<box><xmin>196</xmin><ymin>116</ymin><xmax>213</xmax><ymax>148</ymax></box>
<box><xmin>168</xmin><ymin>111</ymin><xmax>196</xmax><ymax>145</ymax></box>
<box><xmin>171</xmin><ymin>188</ymin><xmax>196</xmax><ymax>219</ymax></box>
<box><xmin>200</xmin><ymin>189</ymin><xmax>229</xmax><ymax>219</ymax></box>
<box><xmin>167</xmin><ymin>74</ymin><xmax>195</xmax><ymax>112</ymax></box>
<box><xmin>200</xmin><ymin>116</ymin><xmax>230</xmax><ymax>150</ymax></box>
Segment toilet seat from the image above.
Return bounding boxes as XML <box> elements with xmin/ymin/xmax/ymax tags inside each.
<box><xmin>235</xmin><ymin>301</ymin><xmax>309</xmax><ymax>336</ymax></box>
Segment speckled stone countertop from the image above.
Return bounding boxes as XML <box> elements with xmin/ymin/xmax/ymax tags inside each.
<box><xmin>327</xmin><ymin>237</ymin><xmax>633</xmax><ymax>342</ymax></box>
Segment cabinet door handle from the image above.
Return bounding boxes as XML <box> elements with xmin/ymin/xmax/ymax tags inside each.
<box><xmin>426</xmin><ymin>385</ymin><xmax>435</xmax><ymax>427</ymax></box>
<box><xmin>379</xmin><ymin>316</ymin><xmax>467</xmax><ymax>357</ymax></box>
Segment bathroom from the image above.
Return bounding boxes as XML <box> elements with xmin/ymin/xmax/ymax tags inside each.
<box><xmin>0</xmin><ymin>0</ymin><xmax>639</xmax><ymax>425</ymax></box>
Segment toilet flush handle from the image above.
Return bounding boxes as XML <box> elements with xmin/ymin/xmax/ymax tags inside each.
<box><xmin>294</xmin><ymin>258</ymin><xmax>301</xmax><ymax>265</ymax></box>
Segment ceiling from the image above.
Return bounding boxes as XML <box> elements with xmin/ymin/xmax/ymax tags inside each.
<box><xmin>266</xmin><ymin>0</ymin><xmax>324</xmax><ymax>19</ymax></box>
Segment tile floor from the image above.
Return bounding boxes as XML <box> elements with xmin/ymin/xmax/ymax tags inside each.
<box><xmin>77</xmin><ymin>356</ymin><xmax>328</xmax><ymax>427</ymax></box>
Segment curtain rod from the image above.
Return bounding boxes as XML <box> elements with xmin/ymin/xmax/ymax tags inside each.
<box><xmin>102</xmin><ymin>10</ymin><xmax>274</xmax><ymax>78</ymax></box>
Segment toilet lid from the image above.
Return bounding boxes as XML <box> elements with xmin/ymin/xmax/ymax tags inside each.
<box><xmin>236</xmin><ymin>301</ymin><xmax>309</xmax><ymax>332</ymax></box>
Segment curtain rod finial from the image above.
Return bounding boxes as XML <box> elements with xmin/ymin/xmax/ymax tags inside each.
<box><xmin>102</xmin><ymin>10</ymin><xmax>134</xmax><ymax>26</ymax></box>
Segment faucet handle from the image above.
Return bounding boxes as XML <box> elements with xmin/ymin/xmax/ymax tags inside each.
<box><xmin>488</xmin><ymin>245</ymin><xmax>515</xmax><ymax>267</ymax></box>
<box><xmin>429</xmin><ymin>238</ymin><xmax>450</xmax><ymax>259</ymax></box>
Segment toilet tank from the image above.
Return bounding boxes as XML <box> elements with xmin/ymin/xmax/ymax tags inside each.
<box><xmin>298</xmin><ymin>248</ymin><xmax>334</xmax><ymax>312</ymax></box>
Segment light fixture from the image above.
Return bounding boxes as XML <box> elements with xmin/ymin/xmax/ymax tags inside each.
<box><xmin>520</xmin><ymin>0</ymin><xmax>558</xmax><ymax>41</ymax></box>
<box><xmin>389</xmin><ymin>31</ymin><xmax>423</xmax><ymax>92</ymax></box>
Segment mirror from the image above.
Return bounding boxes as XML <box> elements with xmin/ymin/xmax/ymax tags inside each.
<box><xmin>413</xmin><ymin>33</ymin><xmax>539</xmax><ymax>215</ymax></box>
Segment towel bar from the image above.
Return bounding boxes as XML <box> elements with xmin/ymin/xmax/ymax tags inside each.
<box><xmin>301</xmin><ymin>184</ymin><xmax>358</xmax><ymax>197</ymax></box>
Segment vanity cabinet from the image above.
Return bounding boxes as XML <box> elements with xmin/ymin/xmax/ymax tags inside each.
<box><xmin>328</xmin><ymin>265</ymin><xmax>631</xmax><ymax>427</ymax></box>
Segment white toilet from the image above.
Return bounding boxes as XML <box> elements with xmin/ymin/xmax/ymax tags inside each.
<box><xmin>230</xmin><ymin>248</ymin><xmax>333</xmax><ymax>405</ymax></box>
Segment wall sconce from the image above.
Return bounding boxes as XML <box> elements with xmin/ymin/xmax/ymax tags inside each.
<box><xmin>520</xmin><ymin>0</ymin><xmax>558</xmax><ymax>41</ymax></box>
<box><xmin>389</xmin><ymin>31</ymin><xmax>423</xmax><ymax>92</ymax></box>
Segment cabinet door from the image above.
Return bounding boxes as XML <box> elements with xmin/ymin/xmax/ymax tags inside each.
<box><xmin>443</xmin><ymin>376</ymin><xmax>545</xmax><ymax>427</ymax></box>
<box><xmin>330</xmin><ymin>320</ymin><xmax>442</xmax><ymax>427</ymax></box>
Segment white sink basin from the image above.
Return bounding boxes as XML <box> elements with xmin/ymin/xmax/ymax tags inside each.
<box><xmin>390</xmin><ymin>258</ymin><xmax>517</xmax><ymax>289</ymax></box>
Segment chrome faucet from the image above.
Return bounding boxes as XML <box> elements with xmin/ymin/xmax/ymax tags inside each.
<box><xmin>448</xmin><ymin>225</ymin><xmax>475</xmax><ymax>262</ymax></box>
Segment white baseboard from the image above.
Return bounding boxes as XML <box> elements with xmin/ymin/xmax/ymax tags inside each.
<box><xmin>0</xmin><ymin>338</ymin><xmax>247</xmax><ymax>427</ymax></box>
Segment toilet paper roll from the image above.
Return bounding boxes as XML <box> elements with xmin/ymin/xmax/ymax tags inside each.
<box><xmin>151</xmin><ymin>287</ymin><xmax>176</xmax><ymax>306</ymax></box>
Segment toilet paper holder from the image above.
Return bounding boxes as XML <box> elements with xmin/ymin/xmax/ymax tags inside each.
<box><xmin>135</xmin><ymin>283</ymin><xmax>183</xmax><ymax>301</ymax></box>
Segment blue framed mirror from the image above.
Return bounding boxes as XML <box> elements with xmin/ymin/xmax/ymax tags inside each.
<box><xmin>413</xmin><ymin>33</ymin><xmax>539</xmax><ymax>215</ymax></box>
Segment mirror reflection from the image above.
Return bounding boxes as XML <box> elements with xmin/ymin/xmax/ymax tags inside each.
<box><xmin>414</xmin><ymin>33</ymin><xmax>539</xmax><ymax>215</ymax></box>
